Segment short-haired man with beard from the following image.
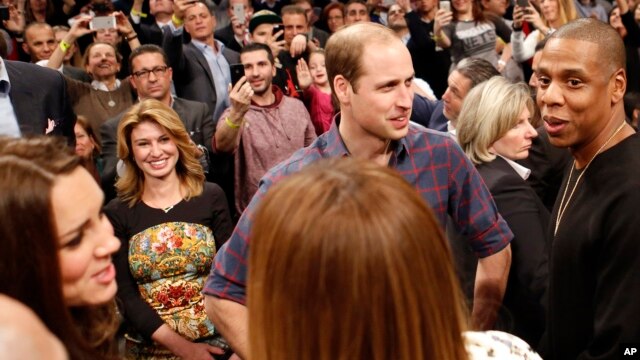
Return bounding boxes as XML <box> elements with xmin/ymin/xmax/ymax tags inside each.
<box><xmin>204</xmin><ymin>23</ymin><xmax>512</xmax><ymax>358</ymax></box>
<box><xmin>537</xmin><ymin>18</ymin><xmax>640</xmax><ymax>359</ymax></box>
<box><xmin>213</xmin><ymin>43</ymin><xmax>316</xmax><ymax>217</ymax></box>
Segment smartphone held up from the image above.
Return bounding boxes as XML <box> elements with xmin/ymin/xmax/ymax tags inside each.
<box><xmin>439</xmin><ymin>1</ymin><xmax>451</xmax><ymax>12</ymax></box>
<box><xmin>90</xmin><ymin>16</ymin><xmax>116</xmax><ymax>30</ymax></box>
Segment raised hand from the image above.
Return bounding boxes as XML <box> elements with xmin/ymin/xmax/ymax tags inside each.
<box><xmin>113</xmin><ymin>11</ymin><xmax>135</xmax><ymax>36</ymax></box>
<box><xmin>289</xmin><ymin>33</ymin><xmax>308</xmax><ymax>57</ymax></box>
<box><xmin>397</xmin><ymin>0</ymin><xmax>412</xmax><ymax>12</ymax></box>
<box><xmin>228</xmin><ymin>76</ymin><xmax>253</xmax><ymax>122</ymax></box>
<box><xmin>512</xmin><ymin>5</ymin><xmax>525</xmax><ymax>28</ymax></box>
<box><xmin>69</xmin><ymin>15</ymin><xmax>95</xmax><ymax>40</ymax></box>
<box><xmin>433</xmin><ymin>8</ymin><xmax>452</xmax><ymax>35</ymax></box>
<box><xmin>3</xmin><ymin>4</ymin><xmax>25</xmax><ymax>34</ymax></box>
<box><xmin>173</xmin><ymin>0</ymin><xmax>196</xmax><ymax>24</ymax></box>
<box><xmin>296</xmin><ymin>58</ymin><xmax>312</xmax><ymax>90</ymax></box>
<box><xmin>523</xmin><ymin>4</ymin><xmax>544</xmax><ymax>32</ymax></box>
<box><xmin>267</xmin><ymin>29</ymin><xmax>286</xmax><ymax>57</ymax></box>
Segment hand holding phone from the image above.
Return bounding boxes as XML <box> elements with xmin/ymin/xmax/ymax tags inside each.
<box><xmin>230</xmin><ymin>63</ymin><xmax>245</xmax><ymax>87</ymax></box>
<box><xmin>272</xmin><ymin>24</ymin><xmax>284</xmax><ymax>42</ymax></box>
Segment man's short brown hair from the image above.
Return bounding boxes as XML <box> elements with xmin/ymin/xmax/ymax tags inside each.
<box><xmin>325</xmin><ymin>22</ymin><xmax>397</xmax><ymax>98</ymax></box>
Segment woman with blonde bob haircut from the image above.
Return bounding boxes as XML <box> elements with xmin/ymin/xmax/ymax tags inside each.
<box><xmin>457</xmin><ymin>77</ymin><xmax>535</xmax><ymax>165</ymax></box>
<box><xmin>106</xmin><ymin>99</ymin><xmax>233</xmax><ymax>358</ymax></box>
<box><xmin>248</xmin><ymin>157</ymin><xmax>542</xmax><ymax>360</ymax></box>
<box><xmin>457</xmin><ymin>76</ymin><xmax>549</xmax><ymax>345</ymax></box>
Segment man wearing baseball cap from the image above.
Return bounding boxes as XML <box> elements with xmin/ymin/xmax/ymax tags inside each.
<box><xmin>247</xmin><ymin>10</ymin><xmax>294</xmax><ymax>96</ymax></box>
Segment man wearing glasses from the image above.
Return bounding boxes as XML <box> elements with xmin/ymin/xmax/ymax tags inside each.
<box><xmin>100</xmin><ymin>44</ymin><xmax>214</xmax><ymax>201</ymax></box>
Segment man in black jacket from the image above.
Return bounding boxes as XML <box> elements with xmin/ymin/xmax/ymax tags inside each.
<box><xmin>0</xmin><ymin>58</ymin><xmax>75</xmax><ymax>144</ymax></box>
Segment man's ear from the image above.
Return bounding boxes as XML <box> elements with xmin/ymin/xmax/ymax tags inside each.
<box><xmin>611</xmin><ymin>68</ymin><xmax>626</xmax><ymax>104</ymax></box>
<box><xmin>21</xmin><ymin>42</ymin><xmax>30</xmax><ymax>55</ymax></box>
<box><xmin>334</xmin><ymin>75</ymin><xmax>351</xmax><ymax>106</ymax></box>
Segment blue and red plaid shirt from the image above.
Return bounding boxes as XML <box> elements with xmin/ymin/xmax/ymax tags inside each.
<box><xmin>204</xmin><ymin>119</ymin><xmax>513</xmax><ymax>304</ymax></box>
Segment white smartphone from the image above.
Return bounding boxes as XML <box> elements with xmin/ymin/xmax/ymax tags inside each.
<box><xmin>232</xmin><ymin>3</ymin><xmax>245</xmax><ymax>24</ymax></box>
<box><xmin>439</xmin><ymin>0</ymin><xmax>451</xmax><ymax>11</ymax></box>
<box><xmin>90</xmin><ymin>16</ymin><xmax>116</xmax><ymax>30</ymax></box>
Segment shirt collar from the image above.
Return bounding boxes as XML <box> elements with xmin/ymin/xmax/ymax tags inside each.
<box><xmin>323</xmin><ymin>114</ymin><xmax>410</xmax><ymax>160</ymax></box>
<box><xmin>447</xmin><ymin>120</ymin><xmax>458</xmax><ymax>139</ymax></box>
<box><xmin>498</xmin><ymin>155</ymin><xmax>531</xmax><ymax>180</ymax></box>
<box><xmin>0</xmin><ymin>58</ymin><xmax>11</xmax><ymax>95</ymax></box>
<box><xmin>91</xmin><ymin>79</ymin><xmax>121</xmax><ymax>91</ymax></box>
<box><xmin>192</xmin><ymin>39</ymin><xmax>225</xmax><ymax>54</ymax></box>
<box><xmin>157</xmin><ymin>19</ymin><xmax>171</xmax><ymax>28</ymax></box>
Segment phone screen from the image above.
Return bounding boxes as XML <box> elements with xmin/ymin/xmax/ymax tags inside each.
<box><xmin>233</xmin><ymin>4</ymin><xmax>245</xmax><ymax>24</ymax></box>
<box><xmin>0</xmin><ymin>6</ymin><xmax>9</xmax><ymax>21</ymax></box>
<box><xmin>230</xmin><ymin>64</ymin><xmax>245</xmax><ymax>87</ymax></box>
<box><xmin>272</xmin><ymin>24</ymin><xmax>284</xmax><ymax>42</ymax></box>
<box><xmin>90</xmin><ymin>16</ymin><xmax>116</xmax><ymax>30</ymax></box>
<box><xmin>516</xmin><ymin>0</ymin><xmax>528</xmax><ymax>7</ymax></box>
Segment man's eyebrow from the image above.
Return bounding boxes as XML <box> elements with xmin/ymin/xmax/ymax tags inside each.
<box><xmin>373</xmin><ymin>74</ymin><xmax>414</xmax><ymax>89</ymax></box>
<box><xmin>537</xmin><ymin>65</ymin><xmax>588</xmax><ymax>78</ymax></box>
<box><xmin>374</xmin><ymin>79</ymin><xmax>401</xmax><ymax>89</ymax></box>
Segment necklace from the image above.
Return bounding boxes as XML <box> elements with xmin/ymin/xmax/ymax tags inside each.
<box><xmin>162</xmin><ymin>205</ymin><xmax>174</xmax><ymax>213</ymax></box>
<box><xmin>107</xmin><ymin>91</ymin><xmax>116</xmax><ymax>108</ymax></box>
<box><xmin>554</xmin><ymin>121</ymin><xmax>627</xmax><ymax>236</ymax></box>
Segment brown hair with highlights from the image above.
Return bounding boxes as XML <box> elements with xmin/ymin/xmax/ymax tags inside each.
<box><xmin>248</xmin><ymin>158</ymin><xmax>469</xmax><ymax>360</ymax></box>
<box><xmin>116</xmin><ymin>99</ymin><xmax>205</xmax><ymax>207</ymax></box>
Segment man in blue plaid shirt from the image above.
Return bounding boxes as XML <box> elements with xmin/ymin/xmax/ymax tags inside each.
<box><xmin>204</xmin><ymin>22</ymin><xmax>513</xmax><ymax>358</ymax></box>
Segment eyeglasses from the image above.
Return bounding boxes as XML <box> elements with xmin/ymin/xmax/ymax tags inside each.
<box><xmin>133</xmin><ymin>66</ymin><xmax>168</xmax><ymax>79</ymax></box>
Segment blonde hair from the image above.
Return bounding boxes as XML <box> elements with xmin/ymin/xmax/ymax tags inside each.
<box><xmin>248</xmin><ymin>158</ymin><xmax>469</xmax><ymax>360</ymax></box>
<box><xmin>457</xmin><ymin>77</ymin><xmax>534</xmax><ymax>165</ymax></box>
<box><xmin>115</xmin><ymin>99</ymin><xmax>205</xmax><ymax>207</ymax></box>
<box><xmin>539</xmin><ymin>0</ymin><xmax>577</xmax><ymax>40</ymax></box>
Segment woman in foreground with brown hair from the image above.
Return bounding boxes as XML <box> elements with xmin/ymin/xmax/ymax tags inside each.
<box><xmin>248</xmin><ymin>158</ymin><xmax>542</xmax><ymax>360</ymax></box>
<box><xmin>0</xmin><ymin>136</ymin><xmax>121</xmax><ymax>359</ymax></box>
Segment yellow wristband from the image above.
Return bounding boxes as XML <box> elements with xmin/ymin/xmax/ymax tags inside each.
<box><xmin>225</xmin><ymin>117</ymin><xmax>242</xmax><ymax>129</ymax></box>
<box><xmin>172</xmin><ymin>14</ymin><xmax>184</xmax><ymax>26</ymax></box>
<box><xmin>131</xmin><ymin>9</ymin><xmax>148</xmax><ymax>18</ymax></box>
<box><xmin>59</xmin><ymin>40</ymin><xmax>71</xmax><ymax>53</ymax></box>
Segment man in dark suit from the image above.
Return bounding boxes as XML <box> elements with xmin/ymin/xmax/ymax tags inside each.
<box><xmin>292</xmin><ymin>0</ymin><xmax>329</xmax><ymax>48</ymax></box>
<box><xmin>162</xmin><ymin>0</ymin><xmax>240</xmax><ymax>123</ymax></box>
<box><xmin>0</xmin><ymin>58</ymin><xmax>75</xmax><ymax>144</ymax></box>
<box><xmin>214</xmin><ymin>0</ymin><xmax>253</xmax><ymax>52</ymax></box>
<box><xmin>100</xmin><ymin>45</ymin><xmax>214</xmax><ymax>201</ymax></box>
<box><xmin>130</xmin><ymin>0</ymin><xmax>175</xmax><ymax>46</ymax></box>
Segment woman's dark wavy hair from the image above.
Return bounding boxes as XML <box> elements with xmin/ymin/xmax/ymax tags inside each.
<box><xmin>0</xmin><ymin>136</ymin><xmax>118</xmax><ymax>360</ymax></box>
